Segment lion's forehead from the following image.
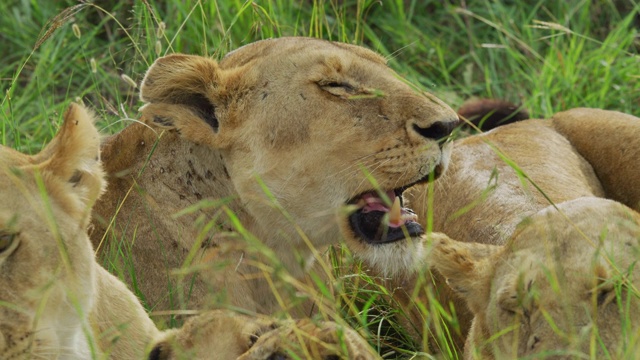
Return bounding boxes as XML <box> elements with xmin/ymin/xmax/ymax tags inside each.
<box><xmin>510</xmin><ymin>199</ymin><xmax>640</xmax><ymax>252</ymax></box>
<box><xmin>501</xmin><ymin>244</ymin><xmax>637</xmax><ymax>276</ymax></box>
<box><xmin>219</xmin><ymin>37</ymin><xmax>386</xmax><ymax>69</ymax></box>
<box><xmin>0</xmin><ymin>183</ymin><xmax>31</xmax><ymax>212</ymax></box>
<box><xmin>493</xmin><ymin>247</ymin><xmax>640</xmax><ymax>309</ymax></box>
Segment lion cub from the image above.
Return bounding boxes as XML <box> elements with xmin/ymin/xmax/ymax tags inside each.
<box><xmin>0</xmin><ymin>104</ymin><xmax>158</xmax><ymax>359</ymax></box>
<box><xmin>431</xmin><ymin>197</ymin><xmax>640</xmax><ymax>359</ymax></box>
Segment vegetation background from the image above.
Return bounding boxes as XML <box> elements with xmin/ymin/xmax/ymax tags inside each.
<box><xmin>0</xmin><ymin>0</ymin><xmax>638</xmax><ymax>358</ymax></box>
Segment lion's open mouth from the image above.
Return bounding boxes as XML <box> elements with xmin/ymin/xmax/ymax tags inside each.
<box><xmin>346</xmin><ymin>163</ymin><xmax>445</xmax><ymax>245</ymax></box>
<box><xmin>348</xmin><ymin>188</ymin><xmax>423</xmax><ymax>244</ymax></box>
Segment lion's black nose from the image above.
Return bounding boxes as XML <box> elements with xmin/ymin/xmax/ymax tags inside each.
<box><xmin>412</xmin><ymin>119</ymin><xmax>458</xmax><ymax>141</ymax></box>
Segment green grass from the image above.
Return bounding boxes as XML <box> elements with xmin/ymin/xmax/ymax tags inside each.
<box><xmin>1</xmin><ymin>0</ymin><xmax>639</xmax><ymax>359</ymax></box>
<box><xmin>2</xmin><ymin>1</ymin><xmax>638</xmax><ymax>154</ymax></box>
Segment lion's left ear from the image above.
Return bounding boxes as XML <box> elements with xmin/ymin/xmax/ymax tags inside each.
<box><xmin>139</xmin><ymin>54</ymin><xmax>230</xmax><ymax>148</ymax></box>
<box><xmin>39</xmin><ymin>104</ymin><xmax>105</xmax><ymax>220</ymax></box>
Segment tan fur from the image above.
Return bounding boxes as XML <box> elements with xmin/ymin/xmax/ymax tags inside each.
<box><xmin>552</xmin><ymin>108</ymin><xmax>640</xmax><ymax>209</ymax></box>
<box><xmin>149</xmin><ymin>310</ymin><xmax>380</xmax><ymax>360</ymax></box>
<box><xmin>413</xmin><ymin>108</ymin><xmax>640</xmax><ymax>245</ymax></box>
<box><xmin>431</xmin><ymin>198</ymin><xmax>640</xmax><ymax>359</ymax></box>
<box><xmin>339</xmin><ymin>108</ymin><xmax>640</xmax><ymax>352</ymax></box>
<box><xmin>0</xmin><ymin>104</ymin><xmax>158</xmax><ymax>359</ymax></box>
<box><xmin>92</xmin><ymin>37</ymin><xmax>458</xmax><ymax>314</ymax></box>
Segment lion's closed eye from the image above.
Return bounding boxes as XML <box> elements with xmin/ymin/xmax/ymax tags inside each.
<box><xmin>592</xmin><ymin>280</ymin><xmax>616</xmax><ymax>307</ymax></box>
<box><xmin>596</xmin><ymin>288</ymin><xmax>615</xmax><ymax>307</ymax></box>
<box><xmin>592</xmin><ymin>266</ymin><xmax>618</xmax><ymax>308</ymax></box>
<box><xmin>317</xmin><ymin>80</ymin><xmax>357</xmax><ymax>97</ymax></box>
<box><xmin>0</xmin><ymin>231</ymin><xmax>19</xmax><ymax>258</ymax></box>
<box><xmin>247</xmin><ymin>321</ymin><xmax>280</xmax><ymax>349</ymax></box>
<box><xmin>499</xmin><ymin>295</ymin><xmax>519</xmax><ymax>316</ymax></box>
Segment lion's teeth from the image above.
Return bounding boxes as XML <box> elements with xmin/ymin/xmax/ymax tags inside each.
<box><xmin>389</xmin><ymin>196</ymin><xmax>402</xmax><ymax>224</ymax></box>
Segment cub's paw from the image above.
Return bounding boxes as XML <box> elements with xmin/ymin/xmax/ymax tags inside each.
<box><xmin>148</xmin><ymin>310</ymin><xmax>280</xmax><ymax>360</ymax></box>
<box><xmin>237</xmin><ymin>319</ymin><xmax>381</xmax><ymax>360</ymax></box>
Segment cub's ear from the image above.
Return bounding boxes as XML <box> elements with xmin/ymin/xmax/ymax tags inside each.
<box><xmin>140</xmin><ymin>54</ymin><xmax>228</xmax><ymax>148</ymax></box>
<box><xmin>429</xmin><ymin>236</ymin><xmax>502</xmax><ymax>313</ymax></box>
<box><xmin>40</xmin><ymin>104</ymin><xmax>105</xmax><ymax>222</ymax></box>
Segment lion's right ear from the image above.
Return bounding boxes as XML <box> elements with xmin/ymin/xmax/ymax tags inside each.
<box><xmin>139</xmin><ymin>54</ymin><xmax>228</xmax><ymax>148</ymax></box>
<box><xmin>429</xmin><ymin>236</ymin><xmax>502</xmax><ymax>313</ymax></box>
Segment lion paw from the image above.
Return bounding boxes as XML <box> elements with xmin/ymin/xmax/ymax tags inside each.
<box><xmin>237</xmin><ymin>319</ymin><xmax>381</xmax><ymax>360</ymax></box>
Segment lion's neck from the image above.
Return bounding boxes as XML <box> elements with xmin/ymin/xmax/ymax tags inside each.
<box><xmin>96</xmin><ymin>124</ymin><xmax>315</xmax><ymax>313</ymax></box>
<box><xmin>91</xmin><ymin>266</ymin><xmax>159</xmax><ymax>358</ymax></box>
<box><xmin>101</xmin><ymin>124</ymin><xmax>250</xmax><ymax>249</ymax></box>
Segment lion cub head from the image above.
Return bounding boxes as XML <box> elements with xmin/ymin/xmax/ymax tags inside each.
<box><xmin>431</xmin><ymin>197</ymin><xmax>640</xmax><ymax>359</ymax></box>
<box><xmin>137</xmin><ymin>37</ymin><xmax>458</xmax><ymax>275</ymax></box>
<box><xmin>0</xmin><ymin>104</ymin><xmax>105</xmax><ymax>358</ymax></box>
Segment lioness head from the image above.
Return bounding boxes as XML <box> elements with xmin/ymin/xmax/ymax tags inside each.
<box><xmin>0</xmin><ymin>104</ymin><xmax>105</xmax><ymax>359</ymax></box>
<box><xmin>138</xmin><ymin>37</ymin><xmax>457</xmax><ymax>275</ymax></box>
<box><xmin>431</xmin><ymin>197</ymin><xmax>640</xmax><ymax>359</ymax></box>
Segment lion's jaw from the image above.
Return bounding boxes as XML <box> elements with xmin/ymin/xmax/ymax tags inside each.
<box><xmin>138</xmin><ymin>37</ymin><xmax>458</xmax><ymax>281</ymax></box>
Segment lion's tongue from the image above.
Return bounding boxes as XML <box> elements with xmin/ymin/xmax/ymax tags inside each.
<box><xmin>360</xmin><ymin>191</ymin><xmax>415</xmax><ymax>227</ymax></box>
<box><xmin>361</xmin><ymin>190</ymin><xmax>395</xmax><ymax>212</ymax></box>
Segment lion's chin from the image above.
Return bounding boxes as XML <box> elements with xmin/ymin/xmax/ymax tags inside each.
<box><xmin>354</xmin><ymin>235</ymin><xmax>427</xmax><ymax>277</ymax></box>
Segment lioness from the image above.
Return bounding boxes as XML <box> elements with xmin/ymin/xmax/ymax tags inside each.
<box><xmin>430</xmin><ymin>197</ymin><xmax>640</xmax><ymax>359</ymax></box>
<box><xmin>0</xmin><ymin>104</ymin><xmax>158</xmax><ymax>359</ymax></box>
<box><xmin>92</xmin><ymin>37</ymin><xmax>458</xmax><ymax>314</ymax></box>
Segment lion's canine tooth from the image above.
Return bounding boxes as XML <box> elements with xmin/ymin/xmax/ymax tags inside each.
<box><xmin>389</xmin><ymin>196</ymin><xmax>402</xmax><ymax>224</ymax></box>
